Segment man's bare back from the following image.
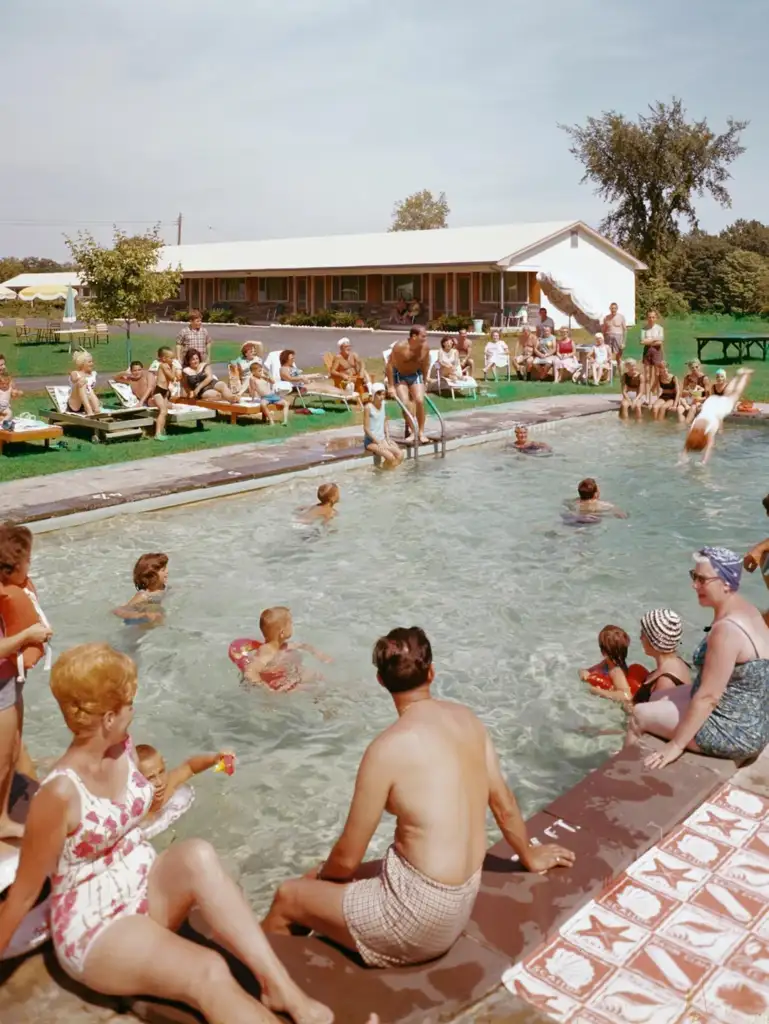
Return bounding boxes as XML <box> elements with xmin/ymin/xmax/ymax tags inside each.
<box><xmin>375</xmin><ymin>698</ymin><xmax>490</xmax><ymax>885</ymax></box>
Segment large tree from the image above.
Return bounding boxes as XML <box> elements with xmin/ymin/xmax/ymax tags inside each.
<box><xmin>389</xmin><ymin>190</ymin><xmax>449</xmax><ymax>232</ymax></box>
<box><xmin>66</xmin><ymin>226</ymin><xmax>181</xmax><ymax>342</ymax></box>
<box><xmin>561</xmin><ymin>99</ymin><xmax>747</xmax><ymax>269</ymax></box>
<box><xmin>0</xmin><ymin>255</ymin><xmax>73</xmax><ymax>282</ymax></box>
<box><xmin>720</xmin><ymin>219</ymin><xmax>769</xmax><ymax>258</ymax></box>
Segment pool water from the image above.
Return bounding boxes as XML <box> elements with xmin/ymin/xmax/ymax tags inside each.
<box><xmin>23</xmin><ymin>414</ymin><xmax>769</xmax><ymax>910</ymax></box>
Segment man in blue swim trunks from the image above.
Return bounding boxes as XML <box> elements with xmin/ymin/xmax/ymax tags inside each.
<box><xmin>386</xmin><ymin>326</ymin><xmax>431</xmax><ymax>444</ymax></box>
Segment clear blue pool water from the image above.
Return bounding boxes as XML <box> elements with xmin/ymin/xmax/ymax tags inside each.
<box><xmin>23</xmin><ymin>413</ymin><xmax>769</xmax><ymax>909</ymax></box>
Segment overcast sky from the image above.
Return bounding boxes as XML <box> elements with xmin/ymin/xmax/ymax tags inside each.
<box><xmin>2</xmin><ymin>0</ymin><xmax>767</xmax><ymax>259</ymax></box>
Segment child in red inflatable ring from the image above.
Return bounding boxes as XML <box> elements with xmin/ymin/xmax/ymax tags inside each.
<box><xmin>229</xmin><ymin>606</ymin><xmax>331</xmax><ymax>692</ymax></box>
<box><xmin>580</xmin><ymin>624</ymin><xmax>648</xmax><ymax>704</ymax></box>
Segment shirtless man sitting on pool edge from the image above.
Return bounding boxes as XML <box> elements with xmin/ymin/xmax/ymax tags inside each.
<box><xmin>262</xmin><ymin>626</ymin><xmax>575</xmax><ymax>968</ymax></box>
<box><xmin>386</xmin><ymin>327</ymin><xmax>431</xmax><ymax>445</ymax></box>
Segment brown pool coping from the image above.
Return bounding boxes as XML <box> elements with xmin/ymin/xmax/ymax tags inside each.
<box><xmin>2</xmin><ymin>394</ymin><xmax>623</xmax><ymax>529</ymax></box>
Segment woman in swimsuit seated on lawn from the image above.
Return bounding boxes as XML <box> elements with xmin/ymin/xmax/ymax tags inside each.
<box><xmin>0</xmin><ymin>642</ymin><xmax>332</xmax><ymax>1024</ymax></box>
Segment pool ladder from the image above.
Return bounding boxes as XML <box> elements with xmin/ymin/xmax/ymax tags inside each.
<box><xmin>391</xmin><ymin>393</ymin><xmax>446</xmax><ymax>460</ymax></box>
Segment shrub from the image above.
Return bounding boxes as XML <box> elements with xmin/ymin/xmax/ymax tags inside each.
<box><xmin>173</xmin><ymin>309</ymin><xmax>191</xmax><ymax>322</ymax></box>
<box><xmin>313</xmin><ymin>309</ymin><xmax>334</xmax><ymax>327</ymax></box>
<box><xmin>330</xmin><ymin>310</ymin><xmax>357</xmax><ymax>328</ymax></box>
<box><xmin>206</xmin><ymin>306</ymin><xmax>237</xmax><ymax>323</ymax></box>
<box><xmin>635</xmin><ymin>276</ymin><xmax>689</xmax><ymax>320</ymax></box>
<box><xmin>428</xmin><ymin>314</ymin><xmax>473</xmax><ymax>332</ymax></box>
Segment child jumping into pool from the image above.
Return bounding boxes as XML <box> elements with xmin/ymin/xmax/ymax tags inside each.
<box><xmin>112</xmin><ymin>552</ymin><xmax>169</xmax><ymax>626</ymax></box>
<box><xmin>136</xmin><ymin>743</ymin><xmax>235</xmax><ymax>817</ymax></box>
<box><xmin>681</xmin><ymin>367</ymin><xmax>752</xmax><ymax>466</ymax></box>
<box><xmin>363</xmin><ymin>384</ymin><xmax>404</xmax><ymax>469</ymax></box>
<box><xmin>230</xmin><ymin>606</ymin><xmax>331</xmax><ymax>691</ymax></box>
<box><xmin>298</xmin><ymin>483</ymin><xmax>340</xmax><ymax>522</ymax></box>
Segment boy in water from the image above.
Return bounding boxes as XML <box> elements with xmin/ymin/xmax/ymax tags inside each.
<box><xmin>572</xmin><ymin>478</ymin><xmax>627</xmax><ymax>518</ymax></box>
<box><xmin>0</xmin><ymin>354</ymin><xmax>23</xmax><ymax>429</ymax></box>
<box><xmin>112</xmin><ymin>553</ymin><xmax>169</xmax><ymax>626</ymax></box>
<box><xmin>681</xmin><ymin>367</ymin><xmax>752</xmax><ymax>466</ymax></box>
<box><xmin>299</xmin><ymin>483</ymin><xmax>340</xmax><ymax>522</ymax></box>
<box><xmin>136</xmin><ymin>743</ymin><xmax>235</xmax><ymax>817</ymax></box>
<box><xmin>242</xmin><ymin>607</ymin><xmax>331</xmax><ymax>690</ymax></box>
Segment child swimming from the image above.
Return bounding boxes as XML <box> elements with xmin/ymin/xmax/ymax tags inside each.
<box><xmin>563</xmin><ymin>478</ymin><xmax>627</xmax><ymax>523</ymax></box>
<box><xmin>232</xmin><ymin>606</ymin><xmax>331</xmax><ymax>691</ymax></box>
<box><xmin>681</xmin><ymin>367</ymin><xmax>752</xmax><ymax>465</ymax></box>
<box><xmin>136</xmin><ymin>743</ymin><xmax>234</xmax><ymax>816</ymax></box>
<box><xmin>112</xmin><ymin>552</ymin><xmax>169</xmax><ymax>626</ymax></box>
<box><xmin>298</xmin><ymin>483</ymin><xmax>340</xmax><ymax>522</ymax></box>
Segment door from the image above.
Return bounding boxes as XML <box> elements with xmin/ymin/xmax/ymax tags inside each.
<box><xmin>433</xmin><ymin>275</ymin><xmax>447</xmax><ymax>316</ymax></box>
<box><xmin>313</xmin><ymin>277</ymin><xmax>325</xmax><ymax>313</ymax></box>
<box><xmin>457</xmin><ymin>275</ymin><xmax>471</xmax><ymax>315</ymax></box>
<box><xmin>297</xmin><ymin>277</ymin><xmax>308</xmax><ymax>312</ymax></box>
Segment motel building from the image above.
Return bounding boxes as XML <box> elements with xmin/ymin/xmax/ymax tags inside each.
<box><xmin>1</xmin><ymin>222</ymin><xmax>645</xmax><ymax>328</ymax></box>
<box><xmin>159</xmin><ymin>220</ymin><xmax>645</xmax><ymax>327</ymax></box>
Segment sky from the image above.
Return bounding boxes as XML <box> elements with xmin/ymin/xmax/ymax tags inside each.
<box><xmin>2</xmin><ymin>0</ymin><xmax>768</xmax><ymax>260</ymax></box>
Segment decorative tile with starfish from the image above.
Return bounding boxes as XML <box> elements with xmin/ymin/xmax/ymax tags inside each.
<box><xmin>503</xmin><ymin>783</ymin><xmax>769</xmax><ymax>1023</ymax></box>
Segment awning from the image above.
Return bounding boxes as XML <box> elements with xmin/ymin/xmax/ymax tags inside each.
<box><xmin>17</xmin><ymin>285</ymin><xmax>70</xmax><ymax>302</ymax></box>
<box><xmin>0</xmin><ymin>285</ymin><xmax>17</xmax><ymax>301</ymax></box>
<box><xmin>536</xmin><ymin>272</ymin><xmax>601</xmax><ymax>335</ymax></box>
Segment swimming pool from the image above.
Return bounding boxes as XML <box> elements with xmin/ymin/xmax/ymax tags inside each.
<box><xmin>22</xmin><ymin>413</ymin><xmax>769</xmax><ymax>910</ymax></box>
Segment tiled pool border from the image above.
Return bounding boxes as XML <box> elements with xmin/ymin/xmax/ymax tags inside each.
<box><xmin>3</xmin><ymin>397</ymin><xmax>769</xmax><ymax>1023</ymax></box>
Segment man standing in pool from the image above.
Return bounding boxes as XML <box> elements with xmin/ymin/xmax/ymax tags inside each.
<box><xmin>262</xmin><ymin>627</ymin><xmax>575</xmax><ymax>967</ymax></box>
<box><xmin>386</xmin><ymin>327</ymin><xmax>431</xmax><ymax>445</ymax></box>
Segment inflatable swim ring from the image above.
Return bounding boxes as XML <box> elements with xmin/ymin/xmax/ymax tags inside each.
<box><xmin>141</xmin><ymin>782</ymin><xmax>196</xmax><ymax>841</ymax></box>
<box><xmin>736</xmin><ymin>400</ymin><xmax>760</xmax><ymax>415</ymax></box>
<box><xmin>228</xmin><ymin>638</ymin><xmax>301</xmax><ymax>692</ymax></box>
<box><xmin>584</xmin><ymin>662</ymin><xmax>648</xmax><ymax>695</ymax></box>
<box><xmin>0</xmin><ymin>582</ymin><xmax>50</xmax><ymax>682</ymax></box>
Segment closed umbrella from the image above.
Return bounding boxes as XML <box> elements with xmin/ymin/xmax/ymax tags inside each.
<box><xmin>63</xmin><ymin>285</ymin><xmax>76</xmax><ymax>323</ymax></box>
<box><xmin>537</xmin><ymin>272</ymin><xmax>602</xmax><ymax>335</ymax></box>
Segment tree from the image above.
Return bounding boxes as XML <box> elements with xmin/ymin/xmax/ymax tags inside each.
<box><xmin>66</xmin><ymin>226</ymin><xmax>181</xmax><ymax>341</ymax></box>
<box><xmin>666</xmin><ymin>232</ymin><xmax>734</xmax><ymax>312</ymax></box>
<box><xmin>720</xmin><ymin>219</ymin><xmax>769</xmax><ymax>258</ymax></box>
<box><xmin>389</xmin><ymin>190</ymin><xmax>449</xmax><ymax>232</ymax></box>
<box><xmin>715</xmin><ymin>249</ymin><xmax>769</xmax><ymax>316</ymax></box>
<box><xmin>561</xmin><ymin>99</ymin><xmax>747</xmax><ymax>270</ymax></box>
<box><xmin>0</xmin><ymin>255</ymin><xmax>73</xmax><ymax>283</ymax></box>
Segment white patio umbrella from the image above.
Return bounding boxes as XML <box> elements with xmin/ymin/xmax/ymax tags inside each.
<box><xmin>0</xmin><ymin>285</ymin><xmax>16</xmax><ymax>301</ymax></box>
<box><xmin>537</xmin><ymin>272</ymin><xmax>602</xmax><ymax>335</ymax></box>
<box><xmin>63</xmin><ymin>285</ymin><xmax>76</xmax><ymax>323</ymax></box>
<box><xmin>17</xmin><ymin>285</ymin><xmax>70</xmax><ymax>302</ymax></box>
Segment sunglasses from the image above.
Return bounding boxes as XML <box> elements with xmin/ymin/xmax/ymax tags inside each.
<box><xmin>689</xmin><ymin>569</ymin><xmax>720</xmax><ymax>585</ymax></box>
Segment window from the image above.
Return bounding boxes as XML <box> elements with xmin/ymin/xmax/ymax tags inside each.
<box><xmin>332</xmin><ymin>275</ymin><xmax>366</xmax><ymax>302</ymax></box>
<box><xmin>383</xmin><ymin>275</ymin><xmax>421</xmax><ymax>302</ymax></box>
<box><xmin>479</xmin><ymin>272</ymin><xmax>528</xmax><ymax>305</ymax></box>
<box><xmin>219</xmin><ymin>278</ymin><xmax>245</xmax><ymax>301</ymax></box>
<box><xmin>258</xmin><ymin>277</ymin><xmax>289</xmax><ymax>302</ymax></box>
<box><xmin>570</xmin><ymin>229</ymin><xmax>579</xmax><ymax>249</ymax></box>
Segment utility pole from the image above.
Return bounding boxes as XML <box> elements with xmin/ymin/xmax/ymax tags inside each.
<box><xmin>176</xmin><ymin>212</ymin><xmax>183</xmax><ymax>245</ymax></box>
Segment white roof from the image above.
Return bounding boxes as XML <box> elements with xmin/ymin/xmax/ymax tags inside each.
<box><xmin>1</xmin><ymin>271</ymin><xmax>82</xmax><ymax>289</ymax></box>
<box><xmin>160</xmin><ymin>221</ymin><xmax>646</xmax><ymax>274</ymax></box>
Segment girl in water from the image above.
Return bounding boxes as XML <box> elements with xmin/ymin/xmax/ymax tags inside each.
<box><xmin>681</xmin><ymin>367</ymin><xmax>752</xmax><ymax>465</ymax></box>
<box><xmin>112</xmin><ymin>553</ymin><xmax>169</xmax><ymax>627</ymax></box>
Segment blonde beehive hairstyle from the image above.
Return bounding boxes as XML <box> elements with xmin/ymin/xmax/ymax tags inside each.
<box><xmin>51</xmin><ymin>643</ymin><xmax>137</xmax><ymax>735</ymax></box>
<box><xmin>73</xmin><ymin>350</ymin><xmax>93</xmax><ymax>371</ymax></box>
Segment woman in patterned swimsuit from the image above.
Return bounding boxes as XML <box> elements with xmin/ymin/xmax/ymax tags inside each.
<box><xmin>0</xmin><ymin>643</ymin><xmax>331</xmax><ymax>1024</ymax></box>
<box><xmin>631</xmin><ymin>547</ymin><xmax>769</xmax><ymax>770</ymax></box>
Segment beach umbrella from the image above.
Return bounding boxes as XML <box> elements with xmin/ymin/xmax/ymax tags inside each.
<box><xmin>537</xmin><ymin>272</ymin><xmax>602</xmax><ymax>335</ymax></box>
<box><xmin>17</xmin><ymin>285</ymin><xmax>70</xmax><ymax>302</ymax></box>
<box><xmin>0</xmin><ymin>286</ymin><xmax>16</xmax><ymax>301</ymax></box>
<box><xmin>63</xmin><ymin>285</ymin><xmax>76</xmax><ymax>323</ymax></box>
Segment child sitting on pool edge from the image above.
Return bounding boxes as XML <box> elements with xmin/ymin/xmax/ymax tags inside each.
<box><xmin>230</xmin><ymin>606</ymin><xmax>332</xmax><ymax>691</ymax></box>
<box><xmin>136</xmin><ymin>743</ymin><xmax>235</xmax><ymax>818</ymax></box>
<box><xmin>580</xmin><ymin>624</ymin><xmax>648</xmax><ymax>703</ymax></box>
<box><xmin>112</xmin><ymin>552</ymin><xmax>169</xmax><ymax>626</ymax></box>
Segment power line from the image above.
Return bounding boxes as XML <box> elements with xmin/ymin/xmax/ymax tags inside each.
<box><xmin>0</xmin><ymin>218</ymin><xmax>178</xmax><ymax>227</ymax></box>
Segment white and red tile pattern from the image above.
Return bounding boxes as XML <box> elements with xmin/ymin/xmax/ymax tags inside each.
<box><xmin>503</xmin><ymin>784</ymin><xmax>769</xmax><ymax>1022</ymax></box>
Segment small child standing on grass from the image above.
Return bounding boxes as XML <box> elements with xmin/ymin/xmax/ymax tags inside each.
<box><xmin>0</xmin><ymin>354</ymin><xmax>23</xmax><ymax>429</ymax></box>
<box><xmin>229</xmin><ymin>606</ymin><xmax>331</xmax><ymax>691</ymax></box>
<box><xmin>112</xmin><ymin>552</ymin><xmax>169</xmax><ymax>626</ymax></box>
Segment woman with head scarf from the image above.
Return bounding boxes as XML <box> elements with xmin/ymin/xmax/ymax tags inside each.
<box><xmin>637</xmin><ymin>547</ymin><xmax>769</xmax><ymax>769</ymax></box>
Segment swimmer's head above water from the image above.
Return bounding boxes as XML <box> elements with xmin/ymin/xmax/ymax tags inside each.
<box><xmin>260</xmin><ymin>606</ymin><xmax>293</xmax><ymax>644</ymax></box>
<box><xmin>597</xmin><ymin>624</ymin><xmax>630</xmax><ymax>671</ymax></box>
<box><xmin>577</xmin><ymin>477</ymin><xmax>599</xmax><ymax>501</ymax></box>
<box><xmin>133</xmin><ymin>552</ymin><xmax>169</xmax><ymax>593</ymax></box>
<box><xmin>317</xmin><ymin>482</ymin><xmax>340</xmax><ymax>507</ymax></box>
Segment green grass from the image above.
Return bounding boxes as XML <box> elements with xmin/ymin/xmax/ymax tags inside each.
<box><xmin>0</xmin><ymin>314</ymin><xmax>767</xmax><ymax>485</ymax></box>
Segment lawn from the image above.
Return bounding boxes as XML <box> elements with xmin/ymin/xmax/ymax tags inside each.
<box><xmin>0</xmin><ymin>314</ymin><xmax>766</xmax><ymax>484</ymax></box>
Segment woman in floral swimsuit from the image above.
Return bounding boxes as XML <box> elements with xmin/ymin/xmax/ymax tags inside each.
<box><xmin>0</xmin><ymin>643</ymin><xmax>331</xmax><ymax>1024</ymax></box>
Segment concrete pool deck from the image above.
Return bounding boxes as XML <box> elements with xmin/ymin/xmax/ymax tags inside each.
<box><xmin>3</xmin><ymin>395</ymin><xmax>769</xmax><ymax>1023</ymax></box>
<box><xmin>3</xmin><ymin>393</ymin><xmax>621</xmax><ymax>530</ymax></box>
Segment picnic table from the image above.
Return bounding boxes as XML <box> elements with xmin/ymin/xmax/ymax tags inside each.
<box><xmin>54</xmin><ymin>327</ymin><xmax>91</xmax><ymax>353</ymax></box>
<box><xmin>696</xmin><ymin>334</ymin><xmax>769</xmax><ymax>363</ymax></box>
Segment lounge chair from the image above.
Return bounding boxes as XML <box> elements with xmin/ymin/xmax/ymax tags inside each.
<box><xmin>46</xmin><ymin>385</ymin><xmax>154</xmax><ymax>442</ymax></box>
<box><xmin>263</xmin><ymin>351</ymin><xmax>352</xmax><ymax>412</ymax></box>
<box><xmin>0</xmin><ymin>415</ymin><xmax>63</xmax><ymax>455</ymax></box>
<box><xmin>109</xmin><ymin>380</ymin><xmax>216</xmax><ymax>429</ymax></box>
<box><xmin>428</xmin><ymin>349</ymin><xmax>478</xmax><ymax>399</ymax></box>
<box><xmin>483</xmin><ymin>350</ymin><xmax>512</xmax><ymax>381</ymax></box>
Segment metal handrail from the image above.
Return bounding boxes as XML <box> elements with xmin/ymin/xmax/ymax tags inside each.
<box><xmin>424</xmin><ymin>394</ymin><xmax>446</xmax><ymax>457</ymax></box>
<box><xmin>390</xmin><ymin>393</ymin><xmax>422</xmax><ymax>460</ymax></box>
